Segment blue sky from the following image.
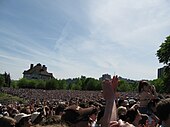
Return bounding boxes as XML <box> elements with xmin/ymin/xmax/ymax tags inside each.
<box><xmin>0</xmin><ymin>0</ymin><xmax>170</xmax><ymax>80</ymax></box>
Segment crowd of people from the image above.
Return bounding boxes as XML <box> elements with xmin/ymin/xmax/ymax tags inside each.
<box><xmin>0</xmin><ymin>76</ymin><xmax>170</xmax><ymax>127</ymax></box>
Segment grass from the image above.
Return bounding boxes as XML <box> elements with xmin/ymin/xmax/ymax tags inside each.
<box><xmin>0</xmin><ymin>92</ymin><xmax>26</xmax><ymax>104</ymax></box>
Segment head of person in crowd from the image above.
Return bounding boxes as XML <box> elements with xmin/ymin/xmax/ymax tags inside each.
<box><xmin>20</xmin><ymin>106</ymin><xmax>31</xmax><ymax>114</ymax></box>
<box><xmin>117</xmin><ymin>106</ymin><xmax>127</xmax><ymax>121</ymax></box>
<box><xmin>156</xmin><ymin>98</ymin><xmax>170</xmax><ymax>127</ymax></box>
<box><xmin>118</xmin><ymin>98</ymin><xmax>130</xmax><ymax>109</ymax></box>
<box><xmin>44</xmin><ymin>105</ymin><xmax>50</xmax><ymax>116</ymax></box>
<box><xmin>125</xmin><ymin>107</ymin><xmax>142</xmax><ymax>126</ymax></box>
<box><xmin>61</xmin><ymin>104</ymin><xmax>98</xmax><ymax>127</ymax></box>
<box><xmin>138</xmin><ymin>80</ymin><xmax>150</xmax><ymax>93</ymax></box>
<box><xmin>79</xmin><ymin>103</ymin><xmax>88</xmax><ymax>108</ymax></box>
<box><xmin>11</xmin><ymin>108</ymin><xmax>20</xmax><ymax>118</ymax></box>
<box><xmin>31</xmin><ymin>111</ymin><xmax>43</xmax><ymax>125</ymax></box>
<box><xmin>55</xmin><ymin>104</ymin><xmax>66</xmax><ymax>115</ymax></box>
<box><xmin>0</xmin><ymin>104</ymin><xmax>3</xmax><ymax>114</ymax></box>
<box><xmin>109</xmin><ymin>119</ymin><xmax>136</xmax><ymax>127</ymax></box>
<box><xmin>128</xmin><ymin>98</ymin><xmax>137</xmax><ymax>108</ymax></box>
<box><xmin>0</xmin><ymin>115</ymin><xmax>16</xmax><ymax>127</ymax></box>
<box><xmin>14</xmin><ymin>113</ymin><xmax>32</xmax><ymax>127</ymax></box>
<box><xmin>138</xmin><ymin>114</ymin><xmax>149</xmax><ymax>127</ymax></box>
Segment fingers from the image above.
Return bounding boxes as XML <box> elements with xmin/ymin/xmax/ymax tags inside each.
<box><xmin>103</xmin><ymin>75</ymin><xmax>119</xmax><ymax>89</ymax></box>
<box><xmin>102</xmin><ymin>75</ymin><xmax>118</xmax><ymax>84</ymax></box>
<box><xmin>112</xmin><ymin>75</ymin><xmax>118</xmax><ymax>82</ymax></box>
<box><xmin>111</xmin><ymin>75</ymin><xmax>119</xmax><ymax>89</ymax></box>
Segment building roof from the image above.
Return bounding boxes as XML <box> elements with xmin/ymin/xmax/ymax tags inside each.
<box><xmin>23</xmin><ymin>63</ymin><xmax>53</xmax><ymax>77</ymax></box>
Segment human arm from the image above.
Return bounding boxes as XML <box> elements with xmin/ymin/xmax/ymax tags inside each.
<box><xmin>101</xmin><ymin>76</ymin><xmax>119</xmax><ymax>127</ymax></box>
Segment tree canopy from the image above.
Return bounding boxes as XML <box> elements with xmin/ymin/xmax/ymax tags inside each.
<box><xmin>156</xmin><ymin>35</ymin><xmax>170</xmax><ymax>65</ymax></box>
<box><xmin>156</xmin><ymin>35</ymin><xmax>170</xmax><ymax>93</ymax></box>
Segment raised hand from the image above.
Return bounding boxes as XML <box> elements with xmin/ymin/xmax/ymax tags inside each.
<box><xmin>102</xmin><ymin>75</ymin><xmax>119</xmax><ymax>100</ymax></box>
<box><xmin>111</xmin><ymin>75</ymin><xmax>119</xmax><ymax>92</ymax></box>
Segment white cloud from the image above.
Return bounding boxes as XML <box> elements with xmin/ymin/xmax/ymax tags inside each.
<box><xmin>87</xmin><ymin>0</ymin><xmax>170</xmax><ymax>47</ymax></box>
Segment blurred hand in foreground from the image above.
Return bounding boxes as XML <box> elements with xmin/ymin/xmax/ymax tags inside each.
<box><xmin>102</xmin><ymin>75</ymin><xmax>119</xmax><ymax>100</ymax></box>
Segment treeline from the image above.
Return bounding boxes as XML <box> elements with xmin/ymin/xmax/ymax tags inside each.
<box><xmin>0</xmin><ymin>74</ymin><xmax>139</xmax><ymax>92</ymax></box>
<box><xmin>0</xmin><ymin>72</ymin><xmax>167</xmax><ymax>92</ymax></box>
<box><xmin>15</xmin><ymin>76</ymin><xmax>102</xmax><ymax>90</ymax></box>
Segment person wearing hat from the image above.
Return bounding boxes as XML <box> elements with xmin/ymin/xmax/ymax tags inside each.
<box><xmin>14</xmin><ymin>113</ymin><xmax>32</xmax><ymax>127</ymax></box>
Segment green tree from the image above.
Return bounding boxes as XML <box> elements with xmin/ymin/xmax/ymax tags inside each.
<box><xmin>57</xmin><ymin>79</ymin><xmax>67</xmax><ymax>90</ymax></box>
<box><xmin>156</xmin><ymin>35</ymin><xmax>170</xmax><ymax>92</ymax></box>
<box><xmin>36</xmin><ymin>80</ymin><xmax>46</xmax><ymax>89</ymax></box>
<box><xmin>4</xmin><ymin>72</ymin><xmax>11</xmax><ymax>87</ymax></box>
<box><xmin>75</xmin><ymin>78</ymin><xmax>82</xmax><ymax>90</ymax></box>
<box><xmin>11</xmin><ymin>80</ymin><xmax>18</xmax><ymax>88</ymax></box>
<box><xmin>117</xmin><ymin>80</ymin><xmax>130</xmax><ymax>92</ymax></box>
<box><xmin>71</xmin><ymin>83</ymin><xmax>81</xmax><ymax>90</ymax></box>
<box><xmin>84</xmin><ymin>78</ymin><xmax>98</xmax><ymax>90</ymax></box>
<box><xmin>0</xmin><ymin>74</ymin><xmax>5</xmax><ymax>87</ymax></box>
<box><xmin>81</xmin><ymin>76</ymin><xmax>87</xmax><ymax>90</ymax></box>
<box><xmin>45</xmin><ymin>79</ymin><xmax>57</xmax><ymax>90</ymax></box>
<box><xmin>157</xmin><ymin>36</ymin><xmax>170</xmax><ymax>64</ymax></box>
<box><xmin>17</xmin><ymin>78</ymin><xmax>29</xmax><ymax>88</ymax></box>
<box><xmin>151</xmin><ymin>78</ymin><xmax>165</xmax><ymax>93</ymax></box>
<box><xmin>95</xmin><ymin>80</ymin><xmax>102</xmax><ymax>90</ymax></box>
<box><xmin>27</xmin><ymin>80</ymin><xmax>37</xmax><ymax>89</ymax></box>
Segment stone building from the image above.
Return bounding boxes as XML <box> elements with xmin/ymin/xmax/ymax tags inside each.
<box><xmin>23</xmin><ymin>63</ymin><xmax>54</xmax><ymax>80</ymax></box>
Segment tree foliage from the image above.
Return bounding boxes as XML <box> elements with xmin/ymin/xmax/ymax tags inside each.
<box><xmin>0</xmin><ymin>72</ymin><xmax>11</xmax><ymax>87</ymax></box>
<box><xmin>156</xmin><ymin>35</ymin><xmax>170</xmax><ymax>64</ymax></box>
<box><xmin>156</xmin><ymin>35</ymin><xmax>170</xmax><ymax>93</ymax></box>
<box><xmin>2</xmin><ymin>74</ymin><xmax>165</xmax><ymax>92</ymax></box>
<box><xmin>0</xmin><ymin>74</ymin><xmax>5</xmax><ymax>87</ymax></box>
<box><xmin>151</xmin><ymin>78</ymin><xmax>165</xmax><ymax>93</ymax></box>
<box><xmin>117</xmin><ymin>80</ymin><xmax>137</xmax><ymax>92</ymax></box>
<box><xmin>8</xmin><ymin>76</ymin><xmax>138</xmax><ymax>92</ymax></box>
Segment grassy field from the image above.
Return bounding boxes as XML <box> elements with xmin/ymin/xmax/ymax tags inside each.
<box><xmin>0</xmin><ymin>92</ymin><xmax>26</xmax><ymax>104</ymax></box>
